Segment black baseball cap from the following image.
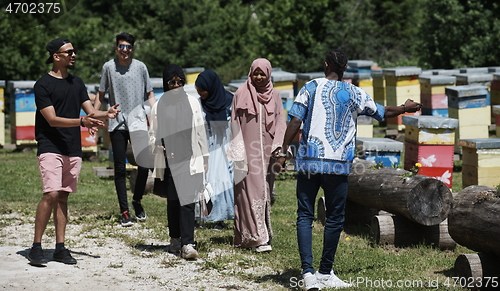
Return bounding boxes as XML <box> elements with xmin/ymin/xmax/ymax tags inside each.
<box><xmin>46</xmin><ymin>37</ymin><xmax>71</xmax><ymax>64</ymax></box>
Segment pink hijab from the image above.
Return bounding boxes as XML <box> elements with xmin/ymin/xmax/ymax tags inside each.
<box><xmin>234</xmin><ymin>58</ymin><xmax>277</xmax><ymax>128</ymax></box>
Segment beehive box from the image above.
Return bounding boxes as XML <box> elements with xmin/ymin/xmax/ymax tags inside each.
<box><xmin>402</xmin><ymin>115</ymin><xmax>457</xmax><ymax>188</ymax></box>
<box><xmin>296</xmin><ymin>72</ymin><xmax>324</xmax><ymax>92</ymax></box>
<box><xmin>371</xmin><ymin>69</ymin><xmax>386</xmax><ymax>106</ymax></box>
<box><xmin>184</xmin><ymin>67</ymin><xmax>205</xmax><ymax>85</ymax></box>
<box><xmin>459</xmin><ymin>138</ymin><xmax>500</xmax><ymax>188</ymax></box>
<box><xmin>352</xmin><ymin>72</ymin><xmax>374</xmax><ymax>97</ymax></box>
<box><xmin>272</xmin><ymin>68</ymin><xmax>296</xmax><ymax>113</ymax></box>
<box><xmin>356</xmin><ymin>115</ymin><xmax>373</xmax><ymax>138</ymax></box>
<box><xmin>347</xmin><ymin>60</ymin><xmax>373</xmax><ymax>73</ymax></box>
<box><xmin>420</xmin><ymin>76</ymin><xmax>455</xmax><ymax>117</ymax></box>
<box><xmin>8</xmin><ymin>81</ymin><xmax>37</xmax><ymax>146</ymax></box>
<box><xmin>356</xmin><ymin>137</ymin><xmax>404</xmax><ymax>167</ymax></box>
<box><xmin>446</xmin><ymin>85</ymin><xmax>491</xmax><ymax>153</ymax></box>
<box><xmin>402</xmin><ymin>115</ymin><xmax>458</xmax><ymax>145</ymax></box>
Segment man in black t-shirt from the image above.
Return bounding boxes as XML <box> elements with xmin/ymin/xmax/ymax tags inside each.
<box><xmin>28</xmin><ymin>37</ymin><xmax>120</xmax><ymax>266</ymax></box>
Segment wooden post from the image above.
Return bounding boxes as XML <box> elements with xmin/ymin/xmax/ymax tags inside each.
<box><xmin>454</xmin><ymin>253</ymin><xmax>500</xmax><ymax>291</ymax></box>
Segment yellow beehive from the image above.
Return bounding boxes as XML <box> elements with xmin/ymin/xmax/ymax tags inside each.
<box><xmin>357</xmin><ymin>124</ymin><xmax>373</xmax><ymax>138</ymax></box>
<box><xmin>385</xmin><ymin>85</ymin><xmax>421</xmax><ymax>103</ymax></box>
<box><xmin>459</xmin><ymin>138</ymin><xmax>500</xmax><ymax>188</ymax></box>
<box><xmin>184</xmin><ymin>67</ymin><xmax>205</xmax><ymax>85</ymax></box>
<box><xmin>448</xmin><ymin>107</ymin><xmax>491</xmax><ymax>126</ymax></box>
<box><xmin>420</xmin><ymin>84</ymin><xmax>449</xmax><ymax>95</ymax></box>
<box><xmin>13</xmin><ymin>112</ymin><xmax>36</xmax><ymax>127</ymax></box>
<box><xmin>385</xmin><ymin>75</ymin><xmax>420</xmax><ymax>86</ymax></box>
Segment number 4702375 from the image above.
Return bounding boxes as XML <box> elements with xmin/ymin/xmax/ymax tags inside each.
<box><xmin>5</xmin><ymin>3</ymin><xmax>61</xmax><ymax>14</ymax></box>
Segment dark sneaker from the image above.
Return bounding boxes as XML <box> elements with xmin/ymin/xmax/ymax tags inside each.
<box><xmin>121</xmin><ymin>211</ymin><xmax>134</xmax><ymax>227</ymax></box>
<box><xmin>132</xmin><ymin>200</ymin><xmax>147</xmax><ymax>221</ymax></box>
<box><xmin>53</xmin><ymin>248</ymin><xmax>77</xmax><ymax>265</ymax></box>
<box><xmin>28</xmin><ymin>246</ymin><xmax>46</xmax><ymax>266</ymax></box>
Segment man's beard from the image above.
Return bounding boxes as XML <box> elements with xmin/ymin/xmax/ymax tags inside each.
<box><xmin>67</xmin><ymin>64</ymin><xmax>75</xmax><ymax>70</ymax></box>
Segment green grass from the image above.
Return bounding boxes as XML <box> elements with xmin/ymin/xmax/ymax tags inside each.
<box><xmin>0</xmin><ymin>148</ymin><xmax>473</xmax><ymax>290</ymax></box>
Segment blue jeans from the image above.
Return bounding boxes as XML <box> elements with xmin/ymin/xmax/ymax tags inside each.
<box><xmin>296</xmin><ymin>172</ymin><xmax>348</xmax><ymax>274</ymax></box>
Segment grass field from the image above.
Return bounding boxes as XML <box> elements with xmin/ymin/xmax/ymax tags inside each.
<box><xmin>0</xmin><ymin>147</ymin><xmax>475</xmax><ymax>290</ymax></box>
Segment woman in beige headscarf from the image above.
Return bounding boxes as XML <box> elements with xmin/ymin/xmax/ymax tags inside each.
<box><xmin>228</xmin><ymin>58</ymin><xmax>287</xmax><ymax>252</ymax></box>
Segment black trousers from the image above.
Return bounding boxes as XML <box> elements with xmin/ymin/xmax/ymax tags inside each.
<box><xmin>110</xmin><ymin>130</ymin><xmax>149</xmax><ymax>213</ymax></box>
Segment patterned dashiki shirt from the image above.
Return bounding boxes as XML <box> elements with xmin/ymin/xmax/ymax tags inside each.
<box><xmin>288</xmin><ymin>78</ymin><xmax>385</xmax><ymax>175</ymax></box>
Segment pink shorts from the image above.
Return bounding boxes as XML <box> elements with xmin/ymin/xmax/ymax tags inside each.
<box><xmin>38</xmin><ymin>153</ymin><xmax>82</xmax><ymax>194</ymax></box>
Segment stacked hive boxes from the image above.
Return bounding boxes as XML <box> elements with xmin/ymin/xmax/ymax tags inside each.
<box><xmin>8</xmin><ymin>81</ymin><xmax>37</xmax><ymax>146</ymax></box>
<box><xmin>371</xmin><ymin>69</ymin><xmax>386</xmax><ymax>106</ymax></box>
<box><xmin>403</xmin><ymin>115</ymin><xmax>458</xmax><ymax>189</ymax></box>
<box><xmin>446</xmin><ymin>85</ymin><xmax>491</xmax><ymax>153</ymax></box>
<box><xmin>271</xmin><ymin>68</ymin><xmax>297</xmax><ymax>119</ymax></box>
<box><xmin>419</xmin><ymin>75</ymin><xmax>456</xmax><ymax>118</ymax></box>
<box><xmin>459</xmin><ymin>138</ymin><xmax>500</xmax><ymax>188</ymax></box>
<box><xmin>356</xmin><ymin>137</ymin><xmax>404</xmax><ymax>167</ymax></box>
<box><xmin>383</xmin><ymin>67</ymin><xmax>422</xmax><ymax>130</ymax></box>
<box><xmin>350</xmin><ymin>62</ymin><xmax>375</xmax><ymax>137</ymax></box>
<box><xmin>348</xmin><ymin>60</ymin><xmax>374</xmax><ymax>98</ymax></box>
<box><xmin>494</xmin><ymin>105</ymin><xmax>500</xmax><ymax>137</ymax></box>
<box><xmin>455</xmin><ymin>73</ymin><xmax>493</xmax><ymax>106</ymax></box>
<box><xmin>0</xmin><ymin>80</ymin><xmax>4</xmax><ymax>146</ymax></box>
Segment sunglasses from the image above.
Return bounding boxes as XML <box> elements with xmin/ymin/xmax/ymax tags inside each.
<box><xmin>55</xmin><ymin>49</ymin><xmax>77</xmax><ymax>56</ymax></box>
<box><xmin>117</xmin><ymin>44</ymin><xmax>133</xmax><ymax>50</ymax></box>
<box><xmin>167</xmin><ymin>79</ymin><xmax>185</xmax><ymax>86</ymax></box>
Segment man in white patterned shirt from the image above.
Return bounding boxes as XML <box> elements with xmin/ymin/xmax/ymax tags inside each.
<box><xmin>276</xmin><ymin>49</ymin><xmax>422</xmax><ymax>290</ymax></box>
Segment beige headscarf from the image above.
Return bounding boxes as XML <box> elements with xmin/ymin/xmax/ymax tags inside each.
<box><xmin>233</xmin><ymin>58</ymin><xmax>277</xmax><ymax>130</ymax></box>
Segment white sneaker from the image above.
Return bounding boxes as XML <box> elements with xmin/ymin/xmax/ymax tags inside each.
<box><xmin>303</xmin><ymin>272</ymin><xmax>321</xmax><ymax>291</ymax></box>
<box><xmin>169</xmin><ymin>238</ymin><xmax>181</xmax><ymax>253</ymax></box>
<box><xmin>254</xmin><ymin>244</ymin><xmax>272</xmax><ymax>253</ymax></box>
<box><xmin>315</xmin><ymin>271</ymin><xmax>352</xmax><ymax>289</ymax></box>
<box><xmin>181</xmin><ymin>244</ymin><xmax>199</xmax><ymax>259</ymax></box>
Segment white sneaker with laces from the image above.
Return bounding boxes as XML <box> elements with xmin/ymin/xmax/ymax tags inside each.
<box><xmin>315</xmin><ymin>271</ymin><xmax>352</xmax><ymax>289</ymax></box>
<box><xmin>181</xmin><ymin>244</ymin><xmax>199</xmax><ymax>259</ymax></box>
<box><xmin>169</xmin><ymin>237</ymin><xmax>181</xmax><ymax>253</ymax></box>
<box><xmin>303</xmin><ymin>272</ymin><xmax>321</xmax><ymax>291</ymax></box>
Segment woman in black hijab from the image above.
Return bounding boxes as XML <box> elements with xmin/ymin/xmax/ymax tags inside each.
<box><xmin>195</xmin><ymin>70</ymin><xmax>234</xmax><ymax>230</ymax></box>
<box><xmin>151</xmin><ymin>64</ymin><xmax>208</xmax><ymax>259</ymax></box>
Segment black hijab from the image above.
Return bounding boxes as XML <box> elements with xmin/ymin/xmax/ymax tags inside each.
<box><xmin>163</xmin><ymin>64</ymin><xmax>186</xmax><ymax>92</ymax></box>
<box><xmin>195</xmin><ymin>70</ymin><xmax>233</xmax><ymax>122</ymax></box>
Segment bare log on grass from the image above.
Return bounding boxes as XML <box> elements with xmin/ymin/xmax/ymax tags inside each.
<box><xmin>448</xmin><ymin>185</ymin><xmax>500</xmax><ymax>257</ymax></box>
<box><xmin>347</xmin><ymin>164</ymin><xmax>453</xmax><ymax>226</ymax></box>
<box><xmin>371</xmin><ymin>215</ymin><xmax>456</xmax><ymax>250</ymax></box>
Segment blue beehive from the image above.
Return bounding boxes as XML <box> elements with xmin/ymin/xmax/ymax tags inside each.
<box><xmin>356</xmin><ymin>137</ymin><xmax>404</xmax><ymax>167</ymax></box>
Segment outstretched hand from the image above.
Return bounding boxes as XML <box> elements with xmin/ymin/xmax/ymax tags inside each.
<box><xmin>403</xmin><ymin>99</ymin><xmax>423</xmax><ymax>113</ymax></box>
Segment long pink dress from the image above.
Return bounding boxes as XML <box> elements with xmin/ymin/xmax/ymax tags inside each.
<box><xmin>230</xmin><ymin>89</ymin><xmax>287</xmax><ymax>248</ymax></box>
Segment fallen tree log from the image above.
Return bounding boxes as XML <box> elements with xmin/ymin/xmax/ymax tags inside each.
<box><xmin>454</xmin><ymin>253</ymin><xmax>500</xmax><ymax>291</ymax></box>
<box><xmin>448</xmin><ymin>185</ymin><xmax>500</xmax><ymax>257</ymax></box>
<box><xmin>371</xmin><ymin>215</ymin><xmax>456</xmax><ymax>250</ymax></box>
<box><xmin>347</xmin><ymin>163</ymin><xmax>453</xmax><ymax>226</ymax></box>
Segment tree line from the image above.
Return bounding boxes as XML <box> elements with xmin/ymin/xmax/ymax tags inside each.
<box><xmin>1</xmin><ymin>0</ymin><xmax>499</xmax><ymax>87</ymax></box>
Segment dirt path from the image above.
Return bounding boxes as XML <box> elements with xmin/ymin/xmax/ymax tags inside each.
<box><xmin>0</xmin><ymin>213</ymin><xmax>280</xmax><ymax>290</ymax></box>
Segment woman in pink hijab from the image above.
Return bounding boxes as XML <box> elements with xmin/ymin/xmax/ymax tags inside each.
<box><xmin>228</xmin><ymin>58</ymin><xmax>288</xmax><ymax>252</ymax></box>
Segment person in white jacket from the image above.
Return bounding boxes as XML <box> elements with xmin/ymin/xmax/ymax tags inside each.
<box><xmin>149</xmin><ymin>64</ymin><xmax>208</xmax><ymax>259</ymax></box>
